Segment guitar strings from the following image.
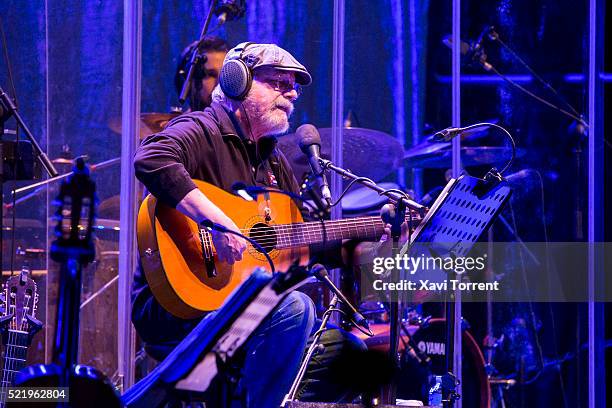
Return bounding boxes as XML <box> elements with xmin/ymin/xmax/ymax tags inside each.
<box><xmin>2</xmin><ymin>291</ymin><xmax>16</xmax><ymax>397</ymax></box>
<box><xmin>2</xmin><ymin>292</ymin><xmax>31</xmax><ymax>396</ymax></box>
<box><xmin>0</xmin><ymin>290</ymin><xmax>10</xmax><ymax>401</ymax></box>
<box><xmin>228</xmin><ymin>212</ymin><xmax>421</xmax><ymax>234</ymax></box>
<box><xmin>197</xmin><ymin>214</ymin><xmax>421</xmax><ymax>252</ymax></box>
<box><xmin>202</xmin><ymin>219</ymin><xmax>387</xmax><ymax>247</ymax></box>
<box><xmin>200</xmin><ymin>217</ymin><xmax>418</xmax><ymax>249</ymax></box>
<box><xmin>200</xmin><ymin>213</ymin><xmax>420</xmax><ymax>239</ymax></box>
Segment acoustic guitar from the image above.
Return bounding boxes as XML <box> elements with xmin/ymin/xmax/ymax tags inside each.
<box><xmin>137</xmin><ymin>180</ymin><xmax>422</xmax><ymax>318</ymax></box>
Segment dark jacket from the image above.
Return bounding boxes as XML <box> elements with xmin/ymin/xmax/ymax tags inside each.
<box><xmin>131</xmin><ymin>102</ymin><xmax>302</xmax><ymax>345</ymax></box>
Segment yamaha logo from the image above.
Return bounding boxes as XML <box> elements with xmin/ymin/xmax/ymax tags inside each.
<box><xmin>417</xmin><ymin>341</ymin><xmax>446</xmax><ymax>356</ymax></box>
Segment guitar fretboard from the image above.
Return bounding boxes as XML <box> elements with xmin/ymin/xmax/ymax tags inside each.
<box><xmin>0</xmin><ymin>330</ymin><xmax>29</xmax><ymax>403</ymax></box>
<box><xmin>273</xmin><ymin>212</ymin><xmax>421</xmax><ymax>248</ymax></box>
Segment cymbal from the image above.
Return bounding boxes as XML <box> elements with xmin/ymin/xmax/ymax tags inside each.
<box><xmin>404</xmin><ymin>141</ymin><xmax>525</xmax><ymax>168</ymax></box>
<box><xmin>277</xmin><ymin>127</ymin><xmax>403</xmax><ymax>182</ymax></box>
<box><xmin>109</xmin><ymin>112</ymin><xmax>180</xmax><ymax>139</ymax></box>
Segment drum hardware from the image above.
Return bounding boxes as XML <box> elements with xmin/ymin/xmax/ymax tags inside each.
<box><xmin>488</xmin><ymin>377</ymin><xmax>516</xmax><ymax>388</ymax></box>
<box><xmin>404</xmin><ymin>142</ymin><xmax>526</xmax><ymax>169</ymax></box>
<box><xmin>354</xmin><ymin>318</ymin><xmax>490</xmax><ymax>407</ymax></box>
<box><xmin>109</xmin><ymin>112</ymin><xmax>180</xmax><ymax>140</ymax></box>
<box><xmin>8</xmin><ymin>156</ymin><xmax>121</xmax><ymax>210</ymax></box>
<box><xmin>341</xmin><ymin>182</ymin><xmax>402</xmax><ymax>216</ymax></box>
<box><xmin>0</xmin><ymin>86</ymin><xmax>58</xmax><ymax>178</ymax></box>
<box><xmin>80</xmin><ymin>273</ymin><xmax>119</xmax><ymax>310</ymax></box>
<box><xmin>318</xmin><ymin>157</ymin><xmax>426</xmax><ymax>215</ymax></box>
<box><xmin>278</xmin><ymin>127</ymin><xmax>404</xmax><ymax>182</ymax></box>
<box><xmin>15</xmin><ymin>158</ymin><xmax>121</xmax><ymax>406</ymax></box>
<box><xmin>1</xmin><ymin>84</ymin><xmax>60</xmax><ymax>277</ymax></box>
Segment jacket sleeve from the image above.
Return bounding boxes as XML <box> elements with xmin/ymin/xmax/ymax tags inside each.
<box><xmin>133</xmin><ymin>114</ymin><xmax>216</xmax><ymax>207</ymax></box>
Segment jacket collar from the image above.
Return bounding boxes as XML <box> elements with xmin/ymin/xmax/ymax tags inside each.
<box><xmin>207</xmin><ymin>102</ymin><xmax>242</xmax><ymax>139</ymax></box>
<box><xmin>207</xmin><ymin>102</ymin><xmax>279</xmax><ymax>159</ymax></box>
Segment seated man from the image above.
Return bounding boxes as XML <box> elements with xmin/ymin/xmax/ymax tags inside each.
<box><xmin>132</xmin><ymin>42</ymin><xmax>398</xmax><ymax>407</ymax></box>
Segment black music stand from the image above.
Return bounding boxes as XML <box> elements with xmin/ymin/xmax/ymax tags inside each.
<box><xmin>122</xmin><ymin>266</ymin><xmax>309</xmax><ymax>408</ymax></box>
<box><xmin>400</xmin><ymin>174</ymin><xmax>512</xmax><ymax>406</ymax></box>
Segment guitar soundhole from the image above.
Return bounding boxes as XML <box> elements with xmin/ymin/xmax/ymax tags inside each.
<box><xmin>248</xmin><ymin>223</ymin><xmax>277</xmax><ymax>253</ymax></box>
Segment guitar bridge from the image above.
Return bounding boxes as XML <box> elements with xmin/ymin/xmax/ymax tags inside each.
<box><xmin>199</xmin><ymin>229</ymin><xmax>217</xmax><ymax>278</ymax></box>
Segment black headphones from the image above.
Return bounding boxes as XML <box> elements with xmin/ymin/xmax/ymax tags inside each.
<box><xmin>219</xmin><ymin>42</ymin><xmax>255</xmax><ymax>100</ymax></box>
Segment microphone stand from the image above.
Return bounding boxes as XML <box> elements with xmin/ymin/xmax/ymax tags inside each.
<box><xmin>0</xmin><ymin>86</ymin><xmax>58</xmax><ymax>178</ymax></box>
<box><xmin>281</xmin><ymin>264</ymin><xmax>371</xmax><ymax>407</ymax></box>
<box><xmin>319</xmin><ymin>158</ymin><xmax>427</xmax><ymax>217</ymax></box>
<box><xmin>1</xmin><ymin>86</ymin><xmax>58</xmax><ymax>274</ymax></box>
<box><xmin>178</xmin><ymin>0</ymin><xmax>219</xmax><ymax>105</ymax></box>
<box><xmin>281</xmin><ymin>294</ymin><xmax>339</xmax><ymax>407</ymax></box>
<box><xmin>380</xmin><ymin>201</ymin><xmax>406</xmax><ymax>405</ymax></box>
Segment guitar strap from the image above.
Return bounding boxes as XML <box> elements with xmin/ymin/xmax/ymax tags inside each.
<box><xmin>262</xmin><ymin>157</ymin><xmax>279</xmax><ymax>189</ymax></box>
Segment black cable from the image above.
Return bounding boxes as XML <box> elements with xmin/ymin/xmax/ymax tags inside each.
<box><xmin>491</xmin><ymin>32</ymin><xmax>582</xmax><ymax>119</ymax></box>
<box><xmin>328</xmin><ymin>176</ymin><xmax>377</xmax><ymax>207</ymax></box>
<box><xmin>486</xmin><ymin>64</ymin><xmax>587</xmax><ymax>127</ymax></box>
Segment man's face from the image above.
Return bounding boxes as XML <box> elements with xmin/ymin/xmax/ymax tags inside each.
<box><xmin>242</xmin><ymin>67</ymin><xmax>299</xmax><ymax>137</ymax></box>
<box><xmin>196</xmin><ymin>50</ymin><xmax>226</xmax><ymax>107</ymax></box>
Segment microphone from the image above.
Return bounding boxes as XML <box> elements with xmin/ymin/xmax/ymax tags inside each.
<box><xmin>297</xmin><ymin>124</ymin><xmax>332</xmax><ymax>206</ymax></box>
<box><xmin>442</xmin><ymin>32</ymin><xmax>493</xmax><ymax>71</ymax></box>
<box><xmin>311</xmin><ymin>264</ymin><xmax>370</xmax><ymax>332</ymax></box>
<box><xmin>426</xmin><ymin>127</ymin><xmax>464</xmax><ymax>143</ymax></box>
<box><xmin>471</xmin><ymin>25</ymin><xmax>494</xmax><ymax>55</ymax></box>
<box><xmin>214</xmin><ymin>0</ymin><xmax>246</xmax><ymax>25</ymax></box>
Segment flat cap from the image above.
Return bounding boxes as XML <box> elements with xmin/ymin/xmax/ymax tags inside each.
<box><xmin>225</xmin><ymin>42</ymin><xmax>312</xmax><ymax>86</ymax></box>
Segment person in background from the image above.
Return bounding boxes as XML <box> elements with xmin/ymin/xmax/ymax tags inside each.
<box><xmin>174</xmin><ymin>36</ymin><xmax>230</xmax><ymax>111</ymax></box>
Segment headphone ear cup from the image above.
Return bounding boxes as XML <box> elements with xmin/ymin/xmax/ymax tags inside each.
<box><xmin>219</xmin><ymin>59</ymin><xmax>253</xmax><ymax>100</ymax></box>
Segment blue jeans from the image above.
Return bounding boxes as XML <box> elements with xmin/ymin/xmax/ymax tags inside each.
<box><xmin>238</xmin><ymin>290</ymin><xmax>316</xmax><ymax>408</ymax></box>
<box><xmin>133</xmin><ymin>289</ymin><xmax>367</xmax><ymax>407</ymax></box>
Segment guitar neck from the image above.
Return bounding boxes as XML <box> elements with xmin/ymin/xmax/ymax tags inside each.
<box><xmin>274</xmin><ymin>212</ymin><xmax>421</xmax><ymax>248</ymax></box>
<box><xmin>0</xmin><ymin>330</ymin><xmax>29</xmax><ymax>399</ymax></box>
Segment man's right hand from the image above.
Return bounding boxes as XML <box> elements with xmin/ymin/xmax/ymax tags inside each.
<box><xmin>210</xmin><ymin>221</ymin><xmax>248</xmax><ymax>264</ymax></box>
<box><xmin>177</xmin><ymin>188</ymin><xmax>248</xmax><ymax>264</ymax></box>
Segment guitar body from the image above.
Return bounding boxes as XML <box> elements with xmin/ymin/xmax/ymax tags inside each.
<box><xmin>137</xmin><ymin>180</ymin><xmax>309</xmax><ymax>318</ymax></box>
